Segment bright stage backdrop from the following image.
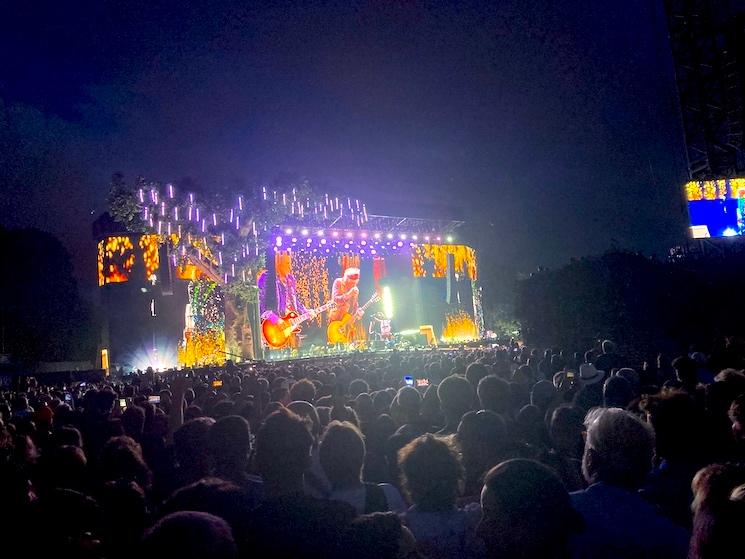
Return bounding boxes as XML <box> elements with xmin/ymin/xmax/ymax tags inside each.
<box><xmin>95</xmin><ymin>180</ymin><xmax>483</xmax><ymax>369</ymax></box>
<box><xmin>259</xmin><ymin>240</ymin><xmax>480</xmax><ymax>348</ymax></box>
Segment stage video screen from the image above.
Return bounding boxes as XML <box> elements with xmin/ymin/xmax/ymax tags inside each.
<box><xmin>686</xmin><ymin>179</ymin><xmax>745</xmax><ymax>239</ymax></box>
<box><xmin>259</xmin><ymin>249</ymin><xmax>475</xmax><ymax>351</ymax></box>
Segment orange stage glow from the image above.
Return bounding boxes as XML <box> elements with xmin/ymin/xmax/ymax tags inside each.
<box><xmin>441</xmin><ymin>310</ymin><xmax>479</xmax><ymax>343</ymax></box>
<box><xmin>98</xmin><ymin>236</ymin><xmax>136</xmax><ymax>286</ymax></box>
<box><xmin>411</xmin><ymin>244</ymin><xmax>477</xmax><ymax>281</ymax></box>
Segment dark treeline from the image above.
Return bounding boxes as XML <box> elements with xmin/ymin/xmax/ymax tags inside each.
<box><xmin>515</xmin><ymin>249</ymin><xmax>745</xmax><ymax>360</ymax></box>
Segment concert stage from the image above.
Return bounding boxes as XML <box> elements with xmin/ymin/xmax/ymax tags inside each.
<box><xmin>95</xmin><ymin>184</ymin><xmax>484</xmax><ymax>371</ymax></box>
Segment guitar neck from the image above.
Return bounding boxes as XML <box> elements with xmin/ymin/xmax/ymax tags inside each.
<box><xmin>359</xmin><ymin>295</ymin><xmax>379</xmax><ymax>313</ymax></box>
<box><xmin>294</xmin><ymin>301</ymin><xmax>334</xmax><ymax>325</ymax></box>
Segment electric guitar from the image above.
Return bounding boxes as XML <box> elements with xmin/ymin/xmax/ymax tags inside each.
<box><xmin>261</xmin><ymin>300</ymin><xmax>335</xmax><ymax>349</ymax></box>
<box><xmin>327</xmin><ymin>292</ymin><xmax>381</xmax><ymax>344</ymax></box>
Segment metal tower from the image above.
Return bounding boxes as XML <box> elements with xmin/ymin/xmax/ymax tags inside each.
<box><xmin>664</xmin><ymin>0</ymin><xmax>745</xmax><ymax>179</ymax></box>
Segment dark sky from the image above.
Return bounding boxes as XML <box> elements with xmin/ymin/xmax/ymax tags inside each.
<box><xmin>0</xmin><ymin>0</ymin><xmax>688</xmax><ymax>293</ymax></box>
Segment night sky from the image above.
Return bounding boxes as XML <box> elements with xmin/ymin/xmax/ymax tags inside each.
<box><xmin>0</xmin><ymin>1</ymin><xmax>688</xmax><ymax>294</ymax></box>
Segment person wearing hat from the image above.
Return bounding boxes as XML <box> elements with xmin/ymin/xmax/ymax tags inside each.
<box><xmin>329</xmin><ymin>267</ymin><xmax>363</xmax><ymax>322</ymax></box>
<box><xmin>578</xmin><ymin>363</ymin><xmax>606</xmax><ymax>386</ymax></box>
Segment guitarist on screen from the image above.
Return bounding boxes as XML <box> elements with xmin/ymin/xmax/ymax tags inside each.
<box><xmin>273</xmin><ymin>255</ymin><xmax>316</xmax><ymax>348</ymax></box>
<box><xmin>329</xmin><ymin>267</ymin><xmax>363</xmax><ymax>323</ymax></box>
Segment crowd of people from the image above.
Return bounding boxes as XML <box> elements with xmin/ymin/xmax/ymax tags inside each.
<box><xmin>2</xmin><ymin>340</ymin><xmax>745</xmax><ymax>558</ymax></box>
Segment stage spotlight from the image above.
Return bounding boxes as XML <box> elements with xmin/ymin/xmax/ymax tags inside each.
<box><xmin>400</xmin><ymin>234</ymin><xmax>407</xmax><ymax>240</ymax></box>
<box><xmin>317</xmin><ymin>230</ymin><xmax>324</xmax><ymax>236</ymax></box>
<box><xmin>424</xmin><ymin>236</ymin><xmax>430</xmax><ymax>241</ymax></box>
<box><xmin>275</xmin><ymin>236</ymin><xmax>282</xmax><ymax>247</ymax></box>
<box><xmin>374</xmin><ymin>233</ymin><xmax>381</xmax><ymax>239</ymax></box>
<box><xmin>383</xmin><ymin>286</ymin><xmax>394</xmax><ymax>319</ymax></box>
<box><xmin>346</xmin><ymin>231</ymin><xmax>353</xmax><ymax>238</ymax></box>
<box><xmin>412</xmin><ymin>235</ymin><xmax>418</xmax><ymax>240</ymax></box>
<box><xmin>285</xmin><ymin>228</ymin><xmax>293</xmax><ymax>234</ymax></box>
<box><xmin>387</xmin><ymin>233</ymin><xmax>393</xmax><ymax>239</ymax></box>
<box><xmin>446</xmin><ymin>235</ymin><xmax>453</xmax><ymax>242</ymax></box>
<box><xmin>361</xmin><ymin>232</ymin><xmax>368</xmax><ymax>238</ymax></box>
<box><xmin>332</xmin><ymin>231</ymin><xmax>339</xmax><ymax>237</ymax></box>
<box><xmin>128</xmin><ymin>342</ymin><xmax>178</xmax><ymax>372</ymax></box>
<box><xmin>301</xmin><ymin>229</ymin><xmax>309</xmax><ymax>236</ymax></box>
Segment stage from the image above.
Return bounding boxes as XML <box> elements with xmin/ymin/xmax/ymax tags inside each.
<box><xmin>95</xmin><ymin>184</ymin><xmax>485</xmax><ymax>371</ymax></box>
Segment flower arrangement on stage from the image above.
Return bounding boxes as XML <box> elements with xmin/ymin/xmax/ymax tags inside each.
<box><xmin>178</xmin><ymin>279</ymin><xmax>226</xmax><ymax>366</ymax></box>
<box><xmin>442</xmin><ymin>310</ymin><xmax>479</xmax><ymax>343</ymax></box>
<box><xmin>178</xmin><ymin>329</ymin><xmax>225</xmax><ymax>367</ymax></box>
<box><xmin>411</xmin><ymin>244</ymin><xmax>478</xmax><ymax>280</ymax></box>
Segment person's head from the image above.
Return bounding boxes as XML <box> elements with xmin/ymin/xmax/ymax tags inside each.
<box><xmin>530</xmin><ymin>380</ymin><xmax>557</xmax><ymax>411</ymax></box>
<box><xmin>456</xmin><ymin>410</ymin><xmax>508</xmax><ymax>494</ymax></box>
<box><xmin>340</xmin><ymin>512</ymin><xmax>417</xmax><ymax>559</ymax></box>
<box><xmin>515</xmin><ymin>404</ymin><xmax>548</xmax><ymax>448</ymax></box>
<box><xmin>728</xmin><ymin>394</ymin><xmax>745</xmax><ymax>444</ymax></box>
<box><xmin>349</xmin><ymin>378</ymin><xmax>370</xmax><ymax>398</ymax></box>
<box><xmin>479</xmin><ymin>459</ymin><xmax>583</xmax><ymax>559</ymax></box>
<box><xmin>437</xmin><ymin>375</ymin><xmax>473</xmax><ymax>424</ymax></box>
<box><xmin>354</xmin><ymin>392</ymin><xmax>376</xmax><ymax>424</ymax></box>
<box><xmin>33</xmin><ymin>488</ymin><xmax>103</xmax><ymax>556</ymax></box>
<box><xmin>287</xmin><ymin>400</ymin><xmax>322</xmax><ymax>440</ymax></box>
<box><xmin>641</xmin><ymin>390</ymin><xmax>703</xmax><ymax>462</ymax></box>
<box><xmin>549</xmin><ymin>405</ymin><xmax>586</xmax><ymax>459</ymax></box>
<box><xmin>254</xmin><ymin>408</ymin><xmax>313</xmax><ymax>490</ymax></box>
<box><xmin>581</xmin><ymin>408</ymin><xmax>653</xmax><ymax>489</ymax></box>
<box><xmin>141</xmin><ymin>511</ymin><xmax>237</xmax><ymax>559</ymax></box>
<box><xmin>512</xmin><ymin>364</ymin><xmax>534</xmax><ymax>385</ymax></box>
<box><xmin>343</xmin><ymin>267</ymin><xmax>360</xmax><ymax>288</ymax></box>
<box><xmin>206</xmin><ymin>416</ymin><xmax>251</xmax><ymax>475</ymax></box>
<box><xmin>98</xmin><ymin>436</ymin><xmax>151</xmax><ymax>489</ymax></box>
<box><xmin>163</xmin><ymin>478</ymin><xmax>253</xmax><ymax>545</ymax></box>
<box><xmin>99</xmin><ymin>480</ymin><xmax>148</xmax><ymax>547</ymax></box>
<box><xmin>398</xmin><ymin>434</ymin><xmax>462</xmax><ymax>511</ymax></box>
<box><xmin>672</xmin><ymin>355</ymin><xmax>698</xmax><ymax>387</ymax></box>
<box><xmin>276</xmin><ymin>252</ymin><xmax>292</xmax><ymax>278</ymax></box>
<box><xmin>603</xmin><ymin>376</ymin><xmax>633</xmax><ymax>409</ymax></box>
<box><xmin>51</xmin><ymin>426</ymin><xmax>83</xmax><ymax>448</ymax></box>
<box><xmin>121</xmin><ymin>405</ymin><xmax>146</xmax><ymax>440</ymax></box>
<box><xmin>289</xmin><ymin>379</ymin><xmax>316</xmax><ymax>403</ymax></box>
<box><xmin>394</xmin><ymin>386</ymin><xmax>422</xmax><ymax>423</ymax></box>
<box><xmin>615</xmin><ymin>368</ymin><xmax>640</xmax><ymax>394</ymax></box>
<box><xmin>477</xmin><ymin>375</ymin><xmax>511</xmax><ymax>416</ymax></box>
<box><xmin>690</xmin><ymin>463</ymin><xmax>745</xmax><ymax>559</ymax></box>
<box><xmin>37</xmin><ymin>444</ymin><xmax>88</xmax><ymax>494</ymax></box>
<box><xmin>174</xmin><ymin>417</ymin><xmax>215</xmax><ymax>476</ymax></box>
<box><xmin>319</xmin><ymin>420</ymin><xmax>365</xmax><ymax>490</ymax></box>
<box><xmin>465</xmin><ymin>362</ymin><xmax>489</xmax><ymax>390</ymax></box>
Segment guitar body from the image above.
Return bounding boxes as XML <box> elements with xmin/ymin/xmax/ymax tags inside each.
<box><xmin>327</xmin><ymin>314</ymin><xmax>354</xmax><ymax>344</ymax></box>
<box><xmin>326</xmin><ymin>292</ymin><xmax>381</xmax><ymax>345</ymax></box>
<box><xmin>261</xmin><ymin>311</ymin><xmax>301</xmax><ymax>349</ymax></box>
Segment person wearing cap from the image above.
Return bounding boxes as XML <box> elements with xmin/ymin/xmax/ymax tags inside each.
<box><xmin>329</xmin><ymin>267</ymin><xmax>363</xmax><ymax>322</ymax></box>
